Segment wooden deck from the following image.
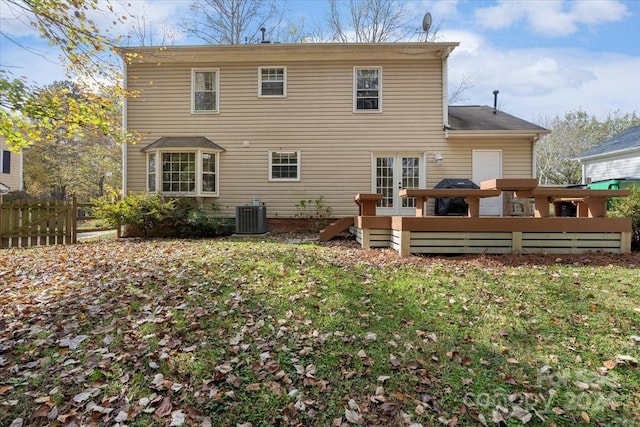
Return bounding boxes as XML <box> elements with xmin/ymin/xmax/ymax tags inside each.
<box><xmin>349</xmin><ymin>180</ymin><xmax>633</xmax><ymax>256</ymax></box>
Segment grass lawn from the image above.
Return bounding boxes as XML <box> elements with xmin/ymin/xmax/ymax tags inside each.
<box><xmin>1</xmin><ymin>238</ymin><xmax>639</xmax><ymax>426</ymax></box>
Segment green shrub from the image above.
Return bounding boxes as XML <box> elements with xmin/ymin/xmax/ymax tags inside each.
<box><xmin>172</xmin><ymin>205</ymin><xmax>235</xmax><ymax>237</ymax></box>
<box><xmin>608</xmin><ymin>186</ymin><xmax>640</xmax><ymax>249</ymax></box>
<box><xmin>93</xmin><ymin>194</ymin><xmax>234</xmax><ymax>238</ymax></box>
<box><xmin>295</xmin><ymin>196</ymin><xmax>333</xmax><ymax>232</ymax></box>
<box><xmin>93</xmin><ymin>193</ymin><xmax>177</xmax><ymax>237</ymax></box>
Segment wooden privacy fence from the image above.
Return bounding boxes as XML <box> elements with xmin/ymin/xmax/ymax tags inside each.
<box><xmin>0</xmin><ymin>197</ymin><xmax>77</xmax><ymax>248</ymax></box>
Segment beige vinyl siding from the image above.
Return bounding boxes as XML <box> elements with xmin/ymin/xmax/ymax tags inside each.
<box><xmin>0</xmin><ymin>137</ymin><xmax>22</xmax><ymax>192</ymax></box>
<box><xmin>126</xmin><ymin>55</ymin><xmax>446</xmax><ymax>217</ymax></box>
<box><xmin>420</xmin><ymin>136</ymin><xmax>534</xmax><ymax>214</ymax></box>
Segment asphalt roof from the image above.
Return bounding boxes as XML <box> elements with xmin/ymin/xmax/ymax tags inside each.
<box><xmin>141</xmin><ymin>137</ymin><xmax>225</xmax><ymax>152</ymax></box>
<box><xmin>448</xmin><ymin>106</ymin><xmax>548</xmax><ymax>132</ymax></box>
<box><xmin>577</xmin><ymin>125</ymin><xmax>640</xmax><ymax>159</ymax></box>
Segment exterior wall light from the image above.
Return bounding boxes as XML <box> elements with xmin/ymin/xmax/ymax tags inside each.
<box><xmin>434</xmin><ymin>153</ymin><xmax>444</xmax><ymax>165</ymax></box>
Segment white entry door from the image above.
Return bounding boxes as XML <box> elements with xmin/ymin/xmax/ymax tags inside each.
<box><xmin>373</xmin><ymin>154</ymin><xmax>424</xmax><ymax>215</ymax></box>
<box><xmin>472</xmin><ymin>149</ymin><xmax>503</xmax><ymax>216</ymax></box>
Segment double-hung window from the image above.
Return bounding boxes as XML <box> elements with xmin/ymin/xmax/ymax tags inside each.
<box><xmin>259</xmin><ymin>67</ymin><xmax>286</xmax><ymax>97</ymax></box>
<box><xmin>354</xmin><ymin>67</ymin><xmax>382</xmax><ymax>112</ymax></box>
<box><xmin>269</xmin><ymin>150</ymin><xmax>300</xmax><ymax>181</ymax></box>
<box><xmin>1</xmin><ymin>150</ymin><xmax>10</xmax><ymax>174</ymax></box>
<box><xmin>192</xmin><ymin>68</ymin><xmax>219</xmax><ymax>113</ymax></box>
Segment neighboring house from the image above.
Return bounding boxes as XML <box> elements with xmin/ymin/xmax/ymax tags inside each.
<box><xmin>0</xmin><ymin>136</ymin><xmax>24</xmax><ymax>194</ymax></box>
<box><xmin>120</xmin><ymin>43</ymin><xmax>548</xmax><ymax>220</ymax></box>
<box><xmin>576</xmin><ymin>125</ymin><xmax>640</xmax><ymax>183</ymax></box>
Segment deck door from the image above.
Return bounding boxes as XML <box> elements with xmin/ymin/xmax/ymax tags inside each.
<box><xmin>472</xmin><ymin>149</ymin><xmax>503</xmax><ymax>216</ymax></box>
<box><xmin>373</xmin><ymin>154</ymin><xmax>424</xmax><ymax>215</ymax></box>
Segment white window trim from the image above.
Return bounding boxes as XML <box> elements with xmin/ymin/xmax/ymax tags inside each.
<box><xmin>268</xmin><ymin>150</ymin><xmax>301</xmax><ymax>182</ymax></box>
<box><xmin>146</xmin><ymin>149</ymin><xmax>220</xmax><ymax>197</ymax></box>
<box><xmin>191</xmin><ymin>68</ymin><xmax>220</xmax><ymax>114</ymax></box>
<box><xmin>258</xmin><ymin>66</ymin><xmax>287</xmax><ymax>98</ymax></box>
<box><xmin>353</xmin><ymin>66</ymin><xmax>383</xmax><ymax>113</ymax></box>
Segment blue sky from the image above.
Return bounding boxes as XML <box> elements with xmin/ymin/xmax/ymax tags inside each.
<box><xmin>1</xmin><ymin>0</ymin><xmax>639</xmax><ymax>123</ymax></box>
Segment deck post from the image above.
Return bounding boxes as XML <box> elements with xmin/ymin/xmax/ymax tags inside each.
<box><xmin>398</xmin><ymin>230</ymin><xmax>410</xmax><ymax>257</ymax></box>
<box><xmin>620</xmin><ymin>232</ymin><xmax>631</xmax><ymax>253</ymax></box>
<box><xmin>512</xmin><ymin>231</ymin><xmax>522</xmax><ymax>254</ymax></box>
<box><xmin>361</xmin><ymin>228</ymin><xmax>371</xmax><ymax>249</ymax></box>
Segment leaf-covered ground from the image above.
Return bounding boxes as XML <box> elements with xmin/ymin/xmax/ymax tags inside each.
<box><xmin>1</xmin><ymin>238</ymin><xmax>639</xmax><ymax>426</ymax></box>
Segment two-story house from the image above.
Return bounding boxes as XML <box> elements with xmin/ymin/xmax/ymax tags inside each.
<box><xmin>120</xmin><ymin>42</ymin><xmax>548</xmax><ymax>224</ymax></box>
<box><xmin>0</xmin><ymin>136</ymin><xmax>23</xmax><ymax>194</ymax></box>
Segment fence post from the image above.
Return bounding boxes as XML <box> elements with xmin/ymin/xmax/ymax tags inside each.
<box><xmin>0</xmin><ymin>196</ymin><xmax>3</xmax><ymax>248</ymax></box>
<box><xmin>71</xmin><ymin>195</ymin><xmax>77</xmax><ymax>244</ymax></box>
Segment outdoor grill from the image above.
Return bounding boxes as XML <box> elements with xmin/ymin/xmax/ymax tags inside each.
<box><xmin>433</xmin><ymin>178</ymin><xmax>479</xmax><ymax>216</ymax></box>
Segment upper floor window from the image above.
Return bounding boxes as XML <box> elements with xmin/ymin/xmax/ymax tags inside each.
<box><xmin>354</xmin><ymin>67</ymin><xmax>382</xmax><ymax>112</ymax></box>
<box><xmin>269</xmin><ymin>150</ymin><xmax>300</xmax><ymax>181</ymax></box>
<box><xmin>192</xmin><ymin>68</ymin><xmax>219</xmax><ymax>113</ymax></box>
<box><xmin>259</xmin><ymin>67</ymin><xmax>286</xmax><ymax>97</ymax></box>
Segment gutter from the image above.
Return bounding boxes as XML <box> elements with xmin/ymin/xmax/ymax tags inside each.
<box><xmin>575</xmin><ymin>146</ymin><xmax>640</xmax><ymax>162</ymax></box>
<box><xmin>445</xmin><ymin>130</ymin><xmax>550</xmax><ymax>139</ymax></box>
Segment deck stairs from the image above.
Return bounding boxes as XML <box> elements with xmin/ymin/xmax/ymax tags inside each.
<box><xmin>319</xmin><ymin>216</ymin><xmax>355</xmax><ymax>241</ymax></box>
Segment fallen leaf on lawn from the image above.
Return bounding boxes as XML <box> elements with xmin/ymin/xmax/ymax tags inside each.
<box><xmin>155</xmin><ymin>397</ymin><xmax>172</xmax><ymax>417</ymax></box>
<box><xmin>0</xmin><ymin>385</ymin><xmax>14</xmax><ymax>395</ymax></box>
<box><xmin>615</xmin><ymin>354</ymin><xmax>638</xmax><ymax>364</ymax></box>
<box><xmin>9</xmin><ymin>418</ymin><xmax>23</xmax><ymax>427</ymax></box>
<box><xmin>389</xmin><ymin>354</ymin><xmax>401</xmax><ymax>368</ymax></box>
<box><xmin>511</xmin><ymin>405</ymin><xmax>531</xmax><ymax>423</ymax></box>
<box><xmin>114</xmin><ymin>410</ymin><xmax>128</xmax><ymax>422</ymax></box>
<box><xmin>366</xmin><ymin>332</ymin><xmax>377</xmax><ymax>341</ymax></box>
<box><xmin>170</xmin><ymin>410</ymin><xmax>185</xmax><ymax>426</ymax></box>
<box><xmin>345</xmin><ymin>408</ymin><xmax>362</xmax><ymax>425</ymax></box>
<box><xmin>574</xmin><ymin>381</ymin><xmax>589</xmax><ymax>390</ymax></box>
<box><xmin>33</xmin><ymin>404</ymin><xmax>51</xmax><ymax>418</ymax></box>
<box><xmin>492</xmin><ymin>410</ymin><xmax>505</xmax><ymax>423</ymax></box>
<box><xmin>507</xmin><ymin>358</ymin><xmax>519</xmax><ymax>364</ymax></box>
<box><xmin>630</xmin><ymin>335</ymin><xmax>640</xmax><ymax>343</ymax></box>
<box><xmin>151</xmin><ymin>373</ymin><xmax>165</xmax><ymax>389</ymax></box>
<box><xmin>581</xmin><ymin>411</ymin><xmax>590</xmax><ymax>423</ymax></box>
<box><xmin>246</xmin><ymin>383</ymin><xmax>261</xmax><ymax>391</ymax></box>
<box><xmin>377</xmin><ymin>375</ymin><xmax>390</xmax><ymax>382</ymax></box>
<box><xmin>602</xmin><ymin>360</ymin><xmax>617</xmax><ymax>369</ymax></box>
<box><xmin>73</xmin><ymin>391</ymin><xmax>91</xmax><ymax>403</ymax></box>
<box><xmin>59</xmin><ymin>335</ymin><xmax>88</xmax><ymax>350</ymax></box>
<box><xmin>215</xmin><ymin>361</ymin><xmax>233</xmax><ymax>374</ymax></box>
<box><xmin>380</xmin><ymin>401</ymin><xmax>398</xmax><ymax>415</ymax></box>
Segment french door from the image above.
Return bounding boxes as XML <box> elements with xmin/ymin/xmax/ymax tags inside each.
<box><xmin>373</xmin><ymin>153</ymin><xmax>424</xmax><ymax>215</ymax></box>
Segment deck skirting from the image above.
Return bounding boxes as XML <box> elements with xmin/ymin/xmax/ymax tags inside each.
<box><xmin>352</xmin><ymin>216</ymin><xmax>632</xmax><ymax>255</ymax></box>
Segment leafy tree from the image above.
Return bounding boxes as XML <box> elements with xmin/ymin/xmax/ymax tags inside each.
<box><xmin>0</xmin><ymin>0</ymin><xmax>136</xmax><ymax>149</ymax></box>
<box><xmin>535</xmin><ymin>110</ymin><xmax>640</xmax><ymax>185</ymax></box>
<box><xmin>181</xmin><ymin>0</ymin><xmax>290</xmax><ymax>44</ymax></box>
<box><xmin>22</xmin><ymin>81</ymin><xmax>121</xmax><ymax>201</ymax></box>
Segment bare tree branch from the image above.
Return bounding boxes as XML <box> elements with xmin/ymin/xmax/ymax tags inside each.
<box><xmin>326</xmin><ymin>0</ymin><xmax>412</xmax><ymax>43</ymax></box>
<box><xmin>181</xmin><ymin>0</ymin><xmax>286</xmax><ymax>44</ymax></box>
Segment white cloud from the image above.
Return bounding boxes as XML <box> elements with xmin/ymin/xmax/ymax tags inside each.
<box><xmin>448</xmin><ymin>41</ymin><xmax>640</xmax><ymax>121</ymax></box>
<box><xmin>474</xmin><ymin>0</ymin><xmax>628</xmax><ymax>37</ymax></box>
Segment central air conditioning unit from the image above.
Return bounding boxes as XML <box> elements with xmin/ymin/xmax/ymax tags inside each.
<box><xmin>235</xmin><ymin>205</ymin><xmax>267</xmax><ymax>234</ymax></box>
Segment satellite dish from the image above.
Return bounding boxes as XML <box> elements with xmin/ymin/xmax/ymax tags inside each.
<box><xmin>422</xmin><ymin>12</ymin><xmax>432</xmax><ymax>33</ymax></box>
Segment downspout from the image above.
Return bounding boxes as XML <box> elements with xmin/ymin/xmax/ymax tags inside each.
<box><xmin>19</xmin><ymin>148</ymin><xmax>24</xmax><ymax>191</ymax></box>
<box><xmin>442</xmin><ymin>53</ymin><xmax>449</xmax><ymax>129</ymax></box>
<box><xmin>121</xmin><ymin>59</ymin><xmax>128</xmax><ymax>196</ymax></box>
<box><xmin>531</xmin><ymin>134</ymin><xmax>539</xmax><ymax>181</ymax></box>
